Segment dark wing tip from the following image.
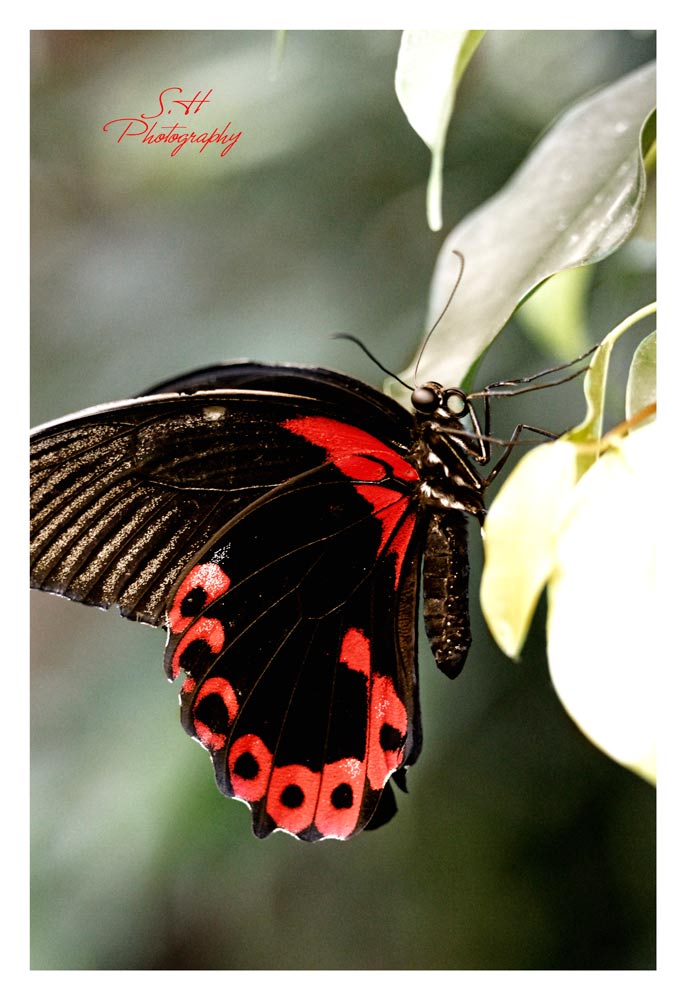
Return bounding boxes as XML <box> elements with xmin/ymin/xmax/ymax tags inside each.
<box><xmin>361</xmin><ymin>782</ymin><xmax>398</xmax><ymax>832</ymax></box>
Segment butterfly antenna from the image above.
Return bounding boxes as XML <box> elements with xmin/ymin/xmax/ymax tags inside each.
<box><xmin>413</xmin><ymin>249</ymin><xmax>466</xmax><ymax>386</ymax></box>
<box><xmin>333</xmin><ymin>333</ymin><xmax>414</xmax><ymax>391</ymax></box>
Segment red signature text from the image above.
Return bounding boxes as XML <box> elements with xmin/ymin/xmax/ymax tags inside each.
<box><xmin>103</xmin><ymin>87</ymin><xmax>242</xmax><ymax>158</ymax></box>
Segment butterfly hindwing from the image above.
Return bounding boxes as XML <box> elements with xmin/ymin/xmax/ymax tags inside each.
<box><xmin>164</xmin><ymin>429</ymin><xmax>423</xmax><ymax>840</ymax></box>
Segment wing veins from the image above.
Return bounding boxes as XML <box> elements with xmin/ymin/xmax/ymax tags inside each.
<box><xmin>250</xmin><ymin>620</ymin><xmax>323</xmax><ymax>836</ymax></box>
<box><xmin>196</xmin><ymin>480</ymin><xmax>416</xmax><ymax>620</ymax></box>
<box><xmin>75</xmin><ymin>489</ymin><xmax>226</xmax><ymax>609</ymax></box>
<box><xmin>31</xmin><ymin>474</ymin><xmax>162</xmax><ymax>587</ymax></box>
<box><xmin>185</xmin><ymin>495</ymin><xmax>416</xmax><ymax>702</ymax></box>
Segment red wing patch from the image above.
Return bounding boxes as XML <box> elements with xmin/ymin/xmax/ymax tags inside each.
<box><xmin>281</xmin><ymin>416</ymin><xmax>418</xmax><ymax>484</ymax></box>
<box><xmin>167</xmin><ymin>561</ymin><xmax>231</xmax><ymax>680</ymax></box>
<box><xmin>229</xmin><ymin>734</ymin><xmax>272</xmax><ymax>803</ymax></box>
<box><xmin>191</xmin><ymin>676</ymin><xmax>239</xmax><ymax>752</ymax></box>
<box><xmin>283</xmin><ymin>416</ymin><xmax>419</xmax><ymax>585</ymax></box>
<box><xmin>266</xmin><ymin>764</ymin><xmax>321</xmax><ymax>835</ymax></box>
<box><xmin>168</xmin><ymin>562</ymin><xmax>231</xmax><ymax>632</ymax></box>
<box><xmin>251</xmin><ymin>625</ymin><xmax>409</xmax><ymax>840</ymax></box>
<box><xmin>316</xmin><ymin>757</ymin><xmax>367</xmax><ymax>839</ymax></box>
<box><xmin>337</xmin><ymin>627</ymin><xmax>408</xmax><ymax>793</ymax></box>
<box><xmin>368</xmin><ymin>675</ymin><xmax>407</xmax><ymax>790</ymax></box>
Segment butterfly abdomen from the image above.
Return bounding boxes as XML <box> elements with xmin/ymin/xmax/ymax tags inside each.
<box><xmin>422</xmin><ymin>510</ymin><xmax>471</xmax><ymax>679</ymax></box>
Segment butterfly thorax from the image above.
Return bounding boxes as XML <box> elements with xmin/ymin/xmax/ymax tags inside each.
<box><xmin>410</xmin><ymin>382</ymin><xmax>487</xmax><ymax>526</ymax></box>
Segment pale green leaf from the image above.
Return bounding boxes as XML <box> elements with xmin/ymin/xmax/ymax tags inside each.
<box><xmin>390</xmin><ymin>61</ymin><xmax>655</xmax><ymax>403</ymax></box>
<box><xmin>566</xmin><ymin>302</ymin><xmax>656</xmax><ymax>476</ymax></box>
<box><xmin>634</xmin><ymin>108</ymin><xmax>656</xmax><ymax>241</ymax></box>
<box><xmin>516</xmin><ymin>265</ymin><xmax>593</xmax><ymax>359</ymax></box>
<box><xmin>626</xmin><ymin>331</ymin><xmax>656</xmax><ymax>421</ymax></box>
<box><xmin>395</xmin><ymin>30</ymin><xmax>485</xmax><ymax>232</ymax></box>
<box><xmin>480</xmin><ymin>441</ymin><xmax>579</xmax><ymax>659</ymax></box>
<box><xmin>546</xmin><ymin>422</ymin><xmax>657</xmax><ymax>783</ymax></box>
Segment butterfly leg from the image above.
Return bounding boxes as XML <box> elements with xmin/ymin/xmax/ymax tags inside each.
<box><xmin>472</xmin><ymin>346</ymin><xmax>596</xmax><ymax>400</ymax></box>
<box><xmin>483</xmin><ymin>422</ymin><xmax>558</xmax><ymax>487</ymax></box>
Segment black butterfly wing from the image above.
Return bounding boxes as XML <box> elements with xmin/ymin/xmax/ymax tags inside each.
<box><xmin>31</xmin><ymin>392</ymin><xmax>315</xmax><ymax>625</ymax></box>
<box><xmin>31</xmin><ymin>364</ymin><xmax>423</xmax><ymax>838</ymax></box>
<box><xmin>142</xmin><ymin>360</ymin><xmax>414</xmax><ymax>438</ymax></box>
<box><xmin>30</xmin><ymin>364</ymin><xmax>413</xmax><ymax>626</ymax></box>
<box><xmin>166</xmin><ymin>448</ymin><xmax>423</xmax><ymax>840</ymax></box>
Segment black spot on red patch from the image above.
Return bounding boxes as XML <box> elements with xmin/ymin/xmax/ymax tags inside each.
<box><xmin>194</xmin><ymin>691</ymin><xmax>230</xmax><ymax>733</ymax></box>
<box><xmin>280</xmin><ymin>784</ymin><xmax>305</xmax><ymax>809</ymax></box>
<box><xmin>379</xmin><ymin>722</ymin><xmax>403</xmax><ymax>753</ymax></box>
<box><xmin>233</xmin><ymin>751</ymin><xmax>259</xmax><ymax>780</ymax></box>
<box><xmin>180</xmin><ymin>585</ymin><xmax>208</xmax><ymax>617</ymax></box>
<box><xmin>178</xmin><ymin>637</ymin><xmax>213</xmax><ymax>676</ymax></box>
<box><xmin>330</xmin><ymin>782</ymin><xmax>353</xmax><ymax>810</ymax></box>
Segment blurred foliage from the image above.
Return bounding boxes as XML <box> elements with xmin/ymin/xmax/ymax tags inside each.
<box><xmin>31</xmin><ymin>29</ymin><xmax>656</xmax><ymax>970</ymax></box>
<box><xmin>395</xmin><ymin>29</ymin><xmax>486</xmax><ymax>230</ymax></box>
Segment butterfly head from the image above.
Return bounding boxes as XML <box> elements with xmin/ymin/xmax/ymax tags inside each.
<box><xmin>411</xmin><ymin>382</ymin><xmax>468</xmax><ymax>422</ymax></box>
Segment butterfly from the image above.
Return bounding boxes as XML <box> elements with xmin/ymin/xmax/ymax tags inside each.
<box><xmin>30</xmin><ymin>356</ymin><xmax>562</xmax><ymax>841</ymax></box>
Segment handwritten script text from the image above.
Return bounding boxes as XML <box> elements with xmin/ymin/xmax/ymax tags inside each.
<box><xmin>103</xmin><ymin>87</ymin><xmax>243</xmax><ymax>158</ymax></box>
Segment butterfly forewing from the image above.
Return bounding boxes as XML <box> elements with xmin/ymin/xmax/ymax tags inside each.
<box><xmin>30</xmin><ymin>373</ymin><xmax>410</xmax><ymax>624</ymax></box>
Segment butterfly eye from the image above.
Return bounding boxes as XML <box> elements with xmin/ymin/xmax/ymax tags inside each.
<box><xmin>443</xmin><ymin>389</ymin><xmax>468</xmax><ymax>417</ymax></box>
<box><xmin>411</xmin><ymin>385</ymin><xmax>440</xmax><ymax>413</ymax></box>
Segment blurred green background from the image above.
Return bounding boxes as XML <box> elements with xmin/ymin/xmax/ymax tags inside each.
<box><xmin>30</xmin><ymin>30</ymin><xmax>656</xmax><ymax>970</ymax></box>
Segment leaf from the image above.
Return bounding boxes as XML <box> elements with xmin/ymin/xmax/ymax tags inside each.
<box><xmin>390</xmin><ymin>61</ymin><xmax>655</xmax><ymax>402</ymax></box>
<box><xmin>641</xmin><ymin>107</ymin><xmax>657</xmax><ymax>168</ymax></box>
<box><xmin>546</xmin><ymin>423</ymin><xmax>657</xmax><ymax>783</ymax></box>
<box><xmin>479</xmin><ymin>302</ymin><xmax>657</xmax><ymax>781</ymax></box>
<box><xmin>626</xmin><ymin>331</ymin><xmax>656</xmax><ymax>421</ymax></box>
<box><xmin>480</xmin><ymin>441</ymin><xmax>579</xmax><ymax>659</ymax></box>
<box><xmin>566</xmin><ymin>302</ymin><xmax>656</xmax><ymax>476</ymax></box>
<box><xmin>481</xmin><ymin>302</ymin><xmax>656</xmax><ymax>652</ymax></box>
<box><xmin>516</xmin><ymin>265</ymin><xmax>593</xmax><ymax>359</ymax></box>
<box><xmin>395</xmin><ymin>30</ymin><xmax>485</xmax><ymax>232</ymax></box>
